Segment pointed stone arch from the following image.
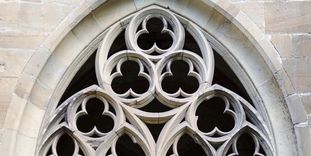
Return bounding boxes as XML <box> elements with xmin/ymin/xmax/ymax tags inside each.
<box><xmin>3</xmin><ymin>0</ymin><xmax>305</xmax><ymax>156</ymax></box>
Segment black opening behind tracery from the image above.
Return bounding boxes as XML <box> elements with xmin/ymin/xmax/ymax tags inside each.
<box><xmin>57</xmin><ymin>27</ymin><xmax>255</xmax><ymax>155</ymax></box>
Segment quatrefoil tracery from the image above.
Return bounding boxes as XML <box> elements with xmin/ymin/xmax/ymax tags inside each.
<box><xmin>40</xmin><ymin>6</ymin><xmax>274</xmax><ymax>156</ymax></box>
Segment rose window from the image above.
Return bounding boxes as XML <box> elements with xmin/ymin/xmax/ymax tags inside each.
<box><xmin>38</xmin><ymin>7</ymin><xmax>274</xmax><ymax>156</ymax></box>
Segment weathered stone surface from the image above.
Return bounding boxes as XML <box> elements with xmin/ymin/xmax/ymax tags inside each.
<box><xmin>53</xmin><ymin>31</ymin><xmax>86</xmax><ymax>66</ymax></box>
<box><xmin>169</xmin><ymin>0</ymin><xmax>214</xmax><ymax>27</ymax></box>
<box><xmin>294</xmin><ymin>124</ymin><xmax>311</xmax><ymax>156</ymax></box>
<box><xmin>17</xmin><ymin>2</ymin><xmax>74</xmax><ymax>31</ymax></box>
<box><xmin>43</xmin><ymin>0</ymin><xmax>81</xmax><ymax>5</ymax></box>
<box><xmin>231</xmin><ymin>0</ymin><xmax>272</xmax><ymax>2</ymax></box>
<box><xmin>0</xmin><ymin>2</ymin><xmax>19</xmax><ymax>25</ymax></box>
<box><xmin>3</xmin><ymin>94</ymin><xmax>27</xmax><ymax>130</ymax></box>
<box><xmin>235</xmin><ymin>2</ymin><xmax>265</xmax><ymax>30</ymax></box>
<box><xmin>301</xmin><ymin>94</ymin><xmax>311</xmax><ymax>114</ymax></box>
<box><xmin>0</xmin><ymin>30</ymin><xmax>46</xmax><ymax>49</ymax></box>
<box><xmin>265</xmin><ymin>1</ymin><xmax>311</xmax><ymax>33</ymax></box>
<box><xmin>20</xmin><ymin>0</ymin><xmax>42</xmax><ymax>3</ymax></box>
<box><xmin>0</xmin><ymin>49</ymin><xmax>33</xmax><ymax>77</ymax></box>
<box><xmin>29</xmin><ymin>81</ymin><xmax>53</xmax><ymax>109</ymax></box>
<box><xmin>14</xmin><ymin>74</ymin><xmax>36</xmax><ymax>99</ymax></box>
<box><xmin>18</xmin><ymin>102</ymin><xmax>45</xmax><ymax>138</ymax></box>
<box><xmin>92</xmin><ymin>0</ymin><xmax>136</xmax><ymax>30</ymax></box>
<box><xmin>290</xmin><ymin>76</ymin><xmax>311</xmax><ymax>94</ymax></box>
<box><xmin>271</xmin><ymin>34</ymin><xmax>311</xmax><ymax>58</ymax></box>
<box><xmin>0</xmin><ymin>78</ymin><xmax>18</xmax><ymax>127</ymax></box>
<box><xmin>71</xmin><ymin>14</ymin><xmax>102</xmax><ymax>45</ymax></box>
<box><xmin>37</xmin><ymin>54</ymin><xmax>67</xmax><ymax>90</ymax></box>
<box><xmin>0</xmin><ymin>129</ymin><xmax>17</xmax><ymax>156</ymax></box>
<box><xmin>14</xmin><ymin>133</ymin><xmax>37</xmax><ymax>156</ymax></box>
<box><xmin>282</xmin><ymin>58</ymin><xmax>311</xmax><ymax>93</ymax></box>
<box><xmin>285</xmin><ymin>93</ymin><xmax>308</xmax><ymax>124</ymax></box>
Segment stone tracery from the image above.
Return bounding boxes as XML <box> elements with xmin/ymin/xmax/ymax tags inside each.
<box><xmin>39</xmin><ymin>7</ymin><xmax>274</xmax><ymax>156</ymax></box>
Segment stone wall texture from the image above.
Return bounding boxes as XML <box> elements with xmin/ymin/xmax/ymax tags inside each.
<box><xmin>0</xmin><ymin>0</ymin><xmax>310</xmax><ymax>155</ymax></box>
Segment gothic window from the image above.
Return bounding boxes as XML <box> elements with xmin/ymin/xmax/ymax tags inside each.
<box><xmin>38</xmin><ymin>7</ymin><xmax>274</xmax><ymax>156</ymax></box>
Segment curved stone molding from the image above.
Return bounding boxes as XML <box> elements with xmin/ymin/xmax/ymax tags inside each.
<box><xmin>1</xmin><ymin>1</ymin><xmax>300</xmax><ymax>156</ymax></box>
<box><xmin>125</xmin><ymin>7</ymin><xmax>185</xmax><ymax>60</ymax></box>
<box><xmin>38</xmin><ymin>7</ymin><xmax>274</xmax><ymax>156</ymax></box>
<box><xmin>101</xmin><ymin>51</ymin><xmax>156</xmax><ymax>106</ymax></box>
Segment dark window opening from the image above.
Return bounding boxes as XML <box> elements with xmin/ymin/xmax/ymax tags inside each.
<box><xmin>108</xmin><ymin>30</ymin><xmax>127</xmax><ymax>58</ymax></box>
<box><xmin>137</xmin><ymin>17</ymin><xmax>173</xmax><ymax>53</ymax></box>
<box><xmin>55</xmin><ymin>133</ymin><xmax>76</xmax><ymax>156</ymax></box>
<box><xmin>176</xmin><ymin>134</ymin><xmax>207</xmax><ymax>156</ymax></box>
<box><xmin>116</xmin><ymin>134</ymin><xmax>145</xmax><ymax>156</ymax></box>
<box><xmin>161</xmin><ymin>60</ymin><xmax>199</xmax><ymax>94</ymax></box>
<box><xmin>57</xmin><ymin>22</ymin><xmax>257</xmax><ymax>156</ymax></box>
<box><xmin>76</xmin><ymin>98</ymin><xmax>114</xmax><ymax>136</ymax></box>
<box><xmin>58</xmin><ymin>52</ymin><xmax>98</xmax><ymax>105</ymax></box>
<box><xmin>213</xmin><ymin>51</ymin><xmax>253</xmax><ymax>104</ymax></box>
<box><xmin>196</xmin><ymin>97</ymin><xmax>235</xmax><ymax>134</ymax></box>
<box><xmin>183</xmin><ymin>30</ymin><xmax>202</xmax><ymax>57</ymax></box>
<box><xmin>146</xmin><ymin>122</ymin><xmax>165</xmax><ymax>142</ymax></box>
<box><xmin>111</xmin><ymin>60</ymin><xmax>149</xmax><ymax>95</ymax></box>
<box><xmin>140</xmin><ymin>98</ymin><xmax>171</xmax><ymax>112</ymax></box>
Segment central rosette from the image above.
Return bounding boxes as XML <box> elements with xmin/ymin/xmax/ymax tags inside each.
<box><xmin>97</xmin><ymin>9</ymin><xmax>213</xmax><ymax>110</ymax></box>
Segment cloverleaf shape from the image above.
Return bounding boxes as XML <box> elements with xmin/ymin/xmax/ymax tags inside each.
<box><xmin>196</xmin><ymin>96</ymin><xmax>235</xmax><ymax>136</ymax></box>
<box><xmin>111</xmin><ymin>60</ymin><xmax>150</xmax><ymax>98</ymax></box>
<box><xmin>76</xmin><ymin>98</ymin><xmax>115</xmax><ymax>136</ymax></box>
<box><xmin>161</xmin><ymin>60</ymin><xmax>200</xmax><ymax>97</ymax></box>
<box><xmin>136</xmin><ymin>16</ymin><xmax>173</xmax><ymax>54</ymax></box>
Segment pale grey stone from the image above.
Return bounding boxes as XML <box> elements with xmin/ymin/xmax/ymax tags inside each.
<box><xmin>265</xmin><ymin>1</ymin><xmax>311</xmax><ymax>33</ymax></box>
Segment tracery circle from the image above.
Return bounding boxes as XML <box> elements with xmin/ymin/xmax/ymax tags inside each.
<box><xmin>66</xmin><ymin>90</ymin><xmax>125</xmax><ymax>140</ymax></box>
<box><xmin>136</xmin><ymin>15</ymin><xmax>174</xmax><ymax>53</ymax></box>
<box><xmin>101</xmin><ymin>51</ymin><xmax>156</xmax><ymax>107</ymax></box>
<box><xmin>155</xmin><ymin>50</ymin><xmax>209</xmax><ymax>106</ymax></box>
<box><xmin>126</xmin><ymin>7</ymin><xmax>185</xmax><ymax>61</ymax></box>
<box><xmin>187</xmin><ymin>88</ymin><xmax>245</xmax><ymax>143</ymax></box>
